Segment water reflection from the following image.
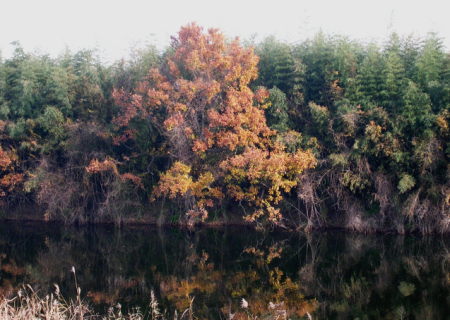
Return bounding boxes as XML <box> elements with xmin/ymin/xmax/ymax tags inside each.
<box><xmin>0</xmin><ymin>223</ymin><xmax>448</xmax><ymax>319</ymax></box>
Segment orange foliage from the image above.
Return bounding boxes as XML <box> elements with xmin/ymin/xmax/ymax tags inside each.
<box><xmin>120</xmin><ymin>173</ymin><xmax>143</xmax><ymax>188</ymax></box>
<box><xmin>159</xmin><ymin>252</ymin><xmax>220</xmax><ymax>310</ymax></box>
<box><xmin>0</xmin><ymin>148</ymin><xmax>12</xmax><ymax>169</ymax></box>
<box><xmin>0</xmin><ymin>173</ymin><xmax>24</xmax><ymax>192</ymax></box>
<box><xmin>0</xmin><ymin>146</ymin><xmax>24</xmax><ymax>200</ymax></box>
<box><xmin>85</xmin><ymin>158</ymin><xmax>143</xmax><ymax>188</ymax></box>
<box><xmin>114</xmin><ymin>23</ymin><xmax>316</xmax><ymax>223</ymax></box>
<box><xmin>114</xmin><ymin>23</ymin><xmax>270</xmax><ymax>153</ymax></box>
<box><xmin>85</xmin><ymin>158</ymin><xmax>119</xmax><ymax>175</ymax></box>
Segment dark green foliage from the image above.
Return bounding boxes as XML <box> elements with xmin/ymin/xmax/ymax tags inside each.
<box><xmin>256</xmin><ymin>37</ymin><xmax>304</xmax><ymax>95</ymax></box>
<box><xmin>266</xmin><ymin>87</ymin><xmax>289</xmax><ymax>132</ymax></box>
<box><xmin>295</xmin><ymin>32</ymin><xmax>337</xmax><ymax>106</ymax></box>
<box><xmin>399</xmin><ymin>81</ymin><xmax>434</xmax><ymax>136</ymax></box>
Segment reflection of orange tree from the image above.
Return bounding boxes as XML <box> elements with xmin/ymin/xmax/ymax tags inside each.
<box><xmin>236</xmin><ymin>242</ymin><xmax>317</xmax><ymax>318</ymax></box>
<box><xmin>159</xmin><ymin>252</ymin><xmax>221</xmax><ymax>311</ymax></box>
<box><xmin>155</xmin><ymin>248</ymin><xmax>317</xmax><ymax>319</ymax></box>
<box><xmin>224</xmin><ymin>268</ymin><xmax>317</xmax><ymax>319</ymax></box>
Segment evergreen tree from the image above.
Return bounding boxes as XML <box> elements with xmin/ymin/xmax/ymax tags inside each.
<box><xmin>415</xmin><ymin>33</ymin><xmax>447</xmax><ymax>112</ymax></box>
<box><xmin>266</xmin><ymin>87</ymin><xmax>289</xmax><ymax>132</ymax></box>
<box><xmin>384</xmin><ymin>50</ymin><xmax>406</xmax><ymax>113</ymax></box>
<box><xmin>355</xmin><ymin>44</ymin><xmax>386</xmax><ymax>107</ymax></box>
<box><xmin>256</xmin><ymin>37</ymin><xmax>303</xmax><ymax>94</ymax></box>
<box><xmin>400</xmin><ymin>81</ymin><xmax>433</xmax><ymax>136</ymax></box>
<box><xmin>295</xmin><ymin>32</ymin><xmax>338</xmax><ymax>106</ymax></box>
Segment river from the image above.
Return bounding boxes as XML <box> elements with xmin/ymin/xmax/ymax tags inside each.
<box><xmin>0</xmin><ymin>222</ymin><xmax>448</xmax><ymax>319</ymax></box>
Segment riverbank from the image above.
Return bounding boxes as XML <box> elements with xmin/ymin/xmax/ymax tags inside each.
<box><xmin>1</xmin><ymin>203</ymin><xmax>449</xmax><ymax>234</ymax></box>
<box><xmin>0</xmin><ymin>204</ymin><xmax>254</xmax><ymax>228</ymax></box>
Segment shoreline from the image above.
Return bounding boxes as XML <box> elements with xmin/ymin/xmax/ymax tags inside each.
<box><xmin>1</xmin><ymin>214</ymin><xmax>449</xmax><ymax>235</ymax></box>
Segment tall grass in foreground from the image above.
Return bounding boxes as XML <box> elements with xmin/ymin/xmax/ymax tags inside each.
<box><xmin>0</xmin><ymin>284</ymin><xmax>175</xmax><ymax>320</ymax></box>
<box><xmin>0</xmin><ymin>268</ymin><xmax>312</xmax><ymax>319</ymax></box>
<box><xmin>0</xmin><ymin>286</ymin><xmax>311</xmax><ymax>320</ymax></box>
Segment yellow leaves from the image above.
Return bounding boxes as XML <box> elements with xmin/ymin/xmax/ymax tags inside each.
<box><xmin>436</xmin><ymin>116</ymin><xmax>448</xmax><ymax>131</ymax></box>
<box><xmin>204</xmin><ymin>80</ymin><xmax>221</xmax><ymax>102</ymax></box>
<box><xmin>190</xmin><ymin>171</ymin><xmax>224</xmax><ymax>205</ymax></box>
<box><xmin>159</xmin><ymin>251</ymin><xmax>220</xmax><ymax>310</ymax></box>
<box><xmin>191</xmin><ymin>172</ymin><xmax>214</xmax><ymax>196</ymax></box>
<box><xmin>266</xmin><ymin>205</ymin><xmax>282</xmax><ymax>223</ymax></box>
<box><xmin>308</xmin><ymin>102</ymin><xmax>330</xmax><ymax>126</ymax></box>
<box><xmin>289</xmin><ymin>149</ymin><xmax>317</xmax><ymax>175</ymax></box>
<box><xmin>436</xmin><ymin>110</ymin><xmax>449</xmax><ymax>133</ymax></box>
<box><xmin>244</xmin><ymin>209</ymin><xmax>265</xmax><ymax>223</ymax></box>
<box><xmin>222</xmin><ymin>147</ymin><xmax>316</xmax><ymax>224</ymax></box>
<box><xmin>186</xmin><ymin>50</ymin><xmax>205</xmax><ymax>71</ymax></box>
<box><xmin>153</xmin><ymin>162</ymin><xmax>222</xmax><ymax>215</ymax></box>
<box><xmin>153</xmin><ymin>162</ymin><xmax>193</xmax><ymax>199</ymax></box>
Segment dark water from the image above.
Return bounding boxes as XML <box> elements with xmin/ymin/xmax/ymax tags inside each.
<box><xmin>0</xmin><ymin>222</ymin><xmax>449</xmax><ymax>319</ymax></box>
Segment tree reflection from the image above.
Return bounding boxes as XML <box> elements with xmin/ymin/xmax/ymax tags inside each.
<box><xmin>0</xmin><ymin>223</ymin><xmax>448</xmax><ymax>319</ymax></box>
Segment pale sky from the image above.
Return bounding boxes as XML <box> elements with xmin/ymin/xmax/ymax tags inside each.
<box><xmin>1</xmin><ymin>0</ymin><xmax>448</xmax><ymax>62</ymax></box>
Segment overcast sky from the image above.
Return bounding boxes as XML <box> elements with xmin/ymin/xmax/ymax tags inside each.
<box><xmin>1</xmin><ymin>0</ymin><xmax>448</xmax><ymax>62</ymax></box>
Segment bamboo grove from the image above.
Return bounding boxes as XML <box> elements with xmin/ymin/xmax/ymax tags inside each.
<box><xmin>0</xmin><ymin>24</ymin><xmax>448</xmax><ymax>232</ymax></box>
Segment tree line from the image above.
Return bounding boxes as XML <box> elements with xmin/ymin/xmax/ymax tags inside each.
<box><xmin>0</xmin><ymin>24</ymin><xmax>448</xmax><ymax>233</ymax></box>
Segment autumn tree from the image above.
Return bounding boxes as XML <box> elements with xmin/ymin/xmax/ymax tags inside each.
<box><xmin>114</xmin><ymin>24</ymin><xmax>316</xmax><ymax>225</ymax></box>
<box><xmin>0</xmin><ymin>121</ymin><xmax>23</xmax><ymax>204</ymax></box>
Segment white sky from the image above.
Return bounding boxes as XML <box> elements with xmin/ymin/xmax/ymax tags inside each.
<box><xmin>1</xmin><ymin>0</ymin><xmax>448</xmax><ymax>62</ymax></box>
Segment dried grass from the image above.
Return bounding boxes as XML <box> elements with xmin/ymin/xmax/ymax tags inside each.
<box><xmin>0</xmin><ymin>285</ymin><xmax>194</xmax><ymax>320</ymax></box>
